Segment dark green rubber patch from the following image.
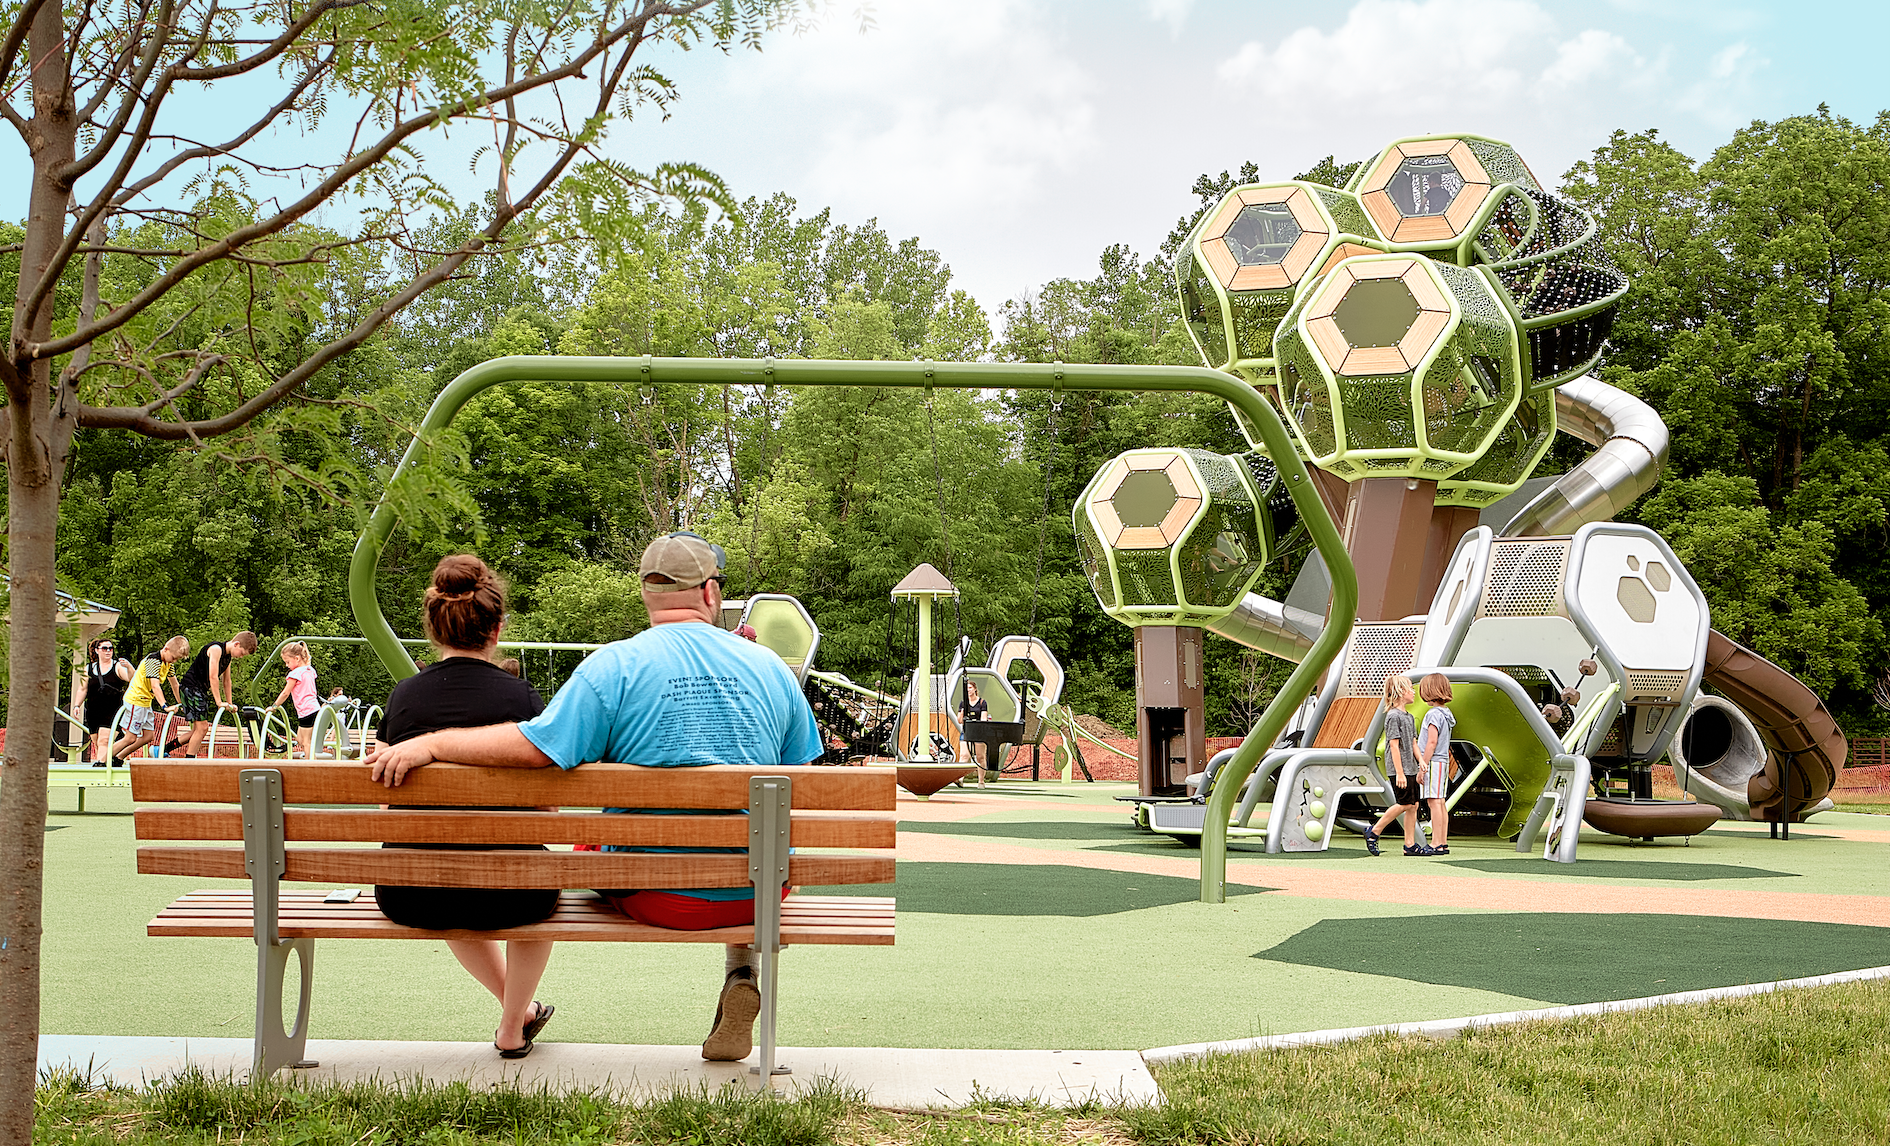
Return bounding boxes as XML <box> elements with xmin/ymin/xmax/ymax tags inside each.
<box><xmin>804</xmin><ymin>861</ymin><xmax>1273</xmax><ymax>916</ymax></box>
<box><xmin>1255</xmin><ymin>913</ymin><xmax>1890</xmax><ymax>1003</ymax></box>
<box><xmin>1445</xmin><ymin>858</ymin><xmax>1800</xmax><ymax>881</ymax></box>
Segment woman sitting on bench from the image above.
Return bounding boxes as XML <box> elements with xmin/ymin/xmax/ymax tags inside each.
<box><xmin>373</xmin><ymin>554</ymin><xmax>559</xmax><ymax>1058</ymax></box>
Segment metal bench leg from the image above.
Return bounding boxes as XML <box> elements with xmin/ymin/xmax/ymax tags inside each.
<box><xmin>256</xmin><ymin>938</ymin><xmax>316</xmax><ymax>1078</ymax></box>
<box><xmin>242</xmin><ymin>768</ymin><xmax>317</xmax><ymax>1077</ymax></box>
<box><xmin>749</xmin><ymin>776</ymin><xmax>792</xmax><ymax>1081</ymax></box>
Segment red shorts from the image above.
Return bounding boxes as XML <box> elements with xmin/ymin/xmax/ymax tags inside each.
<box><xmin>600</xmin><ymin>887</ymin><xmax>790</xmax><ymax>931</ymax></box>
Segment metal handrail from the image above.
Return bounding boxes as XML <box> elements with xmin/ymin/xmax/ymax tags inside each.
<box><xmin>346</xmin><ymin>355</ymin><xmax>1358</xmax><ymax>904</ymax></box>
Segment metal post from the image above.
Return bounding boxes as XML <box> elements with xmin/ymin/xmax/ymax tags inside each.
<box><xmin>241</xmin><ymin>769</ymin><xmax>315</xmax><ymax>1076</ymax></box>
<box><xmin>748</xmin><ymin>776</ymin><xmax>792</xmax><ymax>1080</ymax></box>
<box><xmin>913</xmin><ymin>597</ymin><xmax>933</xmax><ymax>760</ymax></box>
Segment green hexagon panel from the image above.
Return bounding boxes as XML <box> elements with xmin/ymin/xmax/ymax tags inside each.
<box><xmin>1075</xmin><ymin>448</ymin><xmax>1271</xmax><ymax>626</ymax></box>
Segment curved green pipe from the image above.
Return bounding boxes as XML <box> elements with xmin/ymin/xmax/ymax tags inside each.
<box><xmin>348</xmin><ymin>354</ymin><xmax>1358</xmax><ymax>902</ymax></box>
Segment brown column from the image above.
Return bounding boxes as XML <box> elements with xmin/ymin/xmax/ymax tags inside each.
<box><xmin>1342</xmin><ymin>477</ymin><xmax>1438</xmax><ymax>622</ymax></box>
<box><xmin>1134</xmin><ymin>625</ymin><xmax>1208</xmax><ymax>796</ymax></box>
<box><xmin>1418</xmin><ymin>505</ymin><xmax>1483</xmax><ymax>611</ymax></box>
<box><xmin>1305</xmin><ymin>467</ymin><xmax>1352</xmax><ymax>534</ymax></box>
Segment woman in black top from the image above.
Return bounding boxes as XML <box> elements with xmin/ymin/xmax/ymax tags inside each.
<box><xmin>373</xmin><ymin>554</ymin><xmax>557</xmax><ymax>1057</ymax></box>
<box><xmin>76</xmin><ymin>638</ymin><xmax>132</xmax><ymax>763</ymax></box>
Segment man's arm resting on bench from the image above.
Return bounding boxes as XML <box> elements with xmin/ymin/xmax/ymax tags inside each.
<box><xmin>366</xmin><ymin>724</ymin><xmax>556</xmax><ymax>787</ymax></box>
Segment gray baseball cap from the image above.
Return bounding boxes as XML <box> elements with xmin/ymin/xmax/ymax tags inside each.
<box><xmin>639</xmin><ymin>531</ymin><xmax>726</xmax><ymax>594</ymax></box>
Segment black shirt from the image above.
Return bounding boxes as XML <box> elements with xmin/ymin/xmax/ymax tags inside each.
<box><xmin>381</xmin><ymin>656</ymin><xmax>544</xmax><ymax>743</ymax></box>
<box><xmin>180</xmin><ymin>642</ymin><xmax>226</xmax><ymax>692</ymax></box>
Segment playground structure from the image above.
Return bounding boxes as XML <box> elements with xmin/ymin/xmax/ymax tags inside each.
<box><xmin>344</xmin><ymin>154</ymin><xmax>1850</xmax><ymax>889</ymax></box>
<box><xmin>1074</xmin><ymin>132</ymin><xmax>1843</xmax><ymax>861</ymax></box>
<box><xmin>724</xmin><ymin>573</ymin><xmax>1100</xmax><ymax>796</ymax></box>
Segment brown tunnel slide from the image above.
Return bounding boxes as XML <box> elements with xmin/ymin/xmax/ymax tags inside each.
<box><xmin>1702</xmin><ymin>630</ymin><xmax>1845</xmax><ymax>823</ymax></box>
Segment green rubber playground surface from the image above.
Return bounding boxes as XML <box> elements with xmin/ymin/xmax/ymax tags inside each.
<box><xmin>36</xmin><ymin>782</ymin><xmax>1890</xmax><ymax>1051</ymax></box>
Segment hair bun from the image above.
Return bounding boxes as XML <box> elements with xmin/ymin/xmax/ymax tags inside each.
<box><xmin>424</xmin><ymin>554</ymin><xmax>507</xmax><ymax>652</ymax></box>
<box><xmin>433</xmin><ymin>552</ymin><xmax>490</xmax><ymax>596</ymax></box>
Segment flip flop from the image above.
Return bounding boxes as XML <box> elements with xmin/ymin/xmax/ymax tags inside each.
<box><xmin>496</xmin><ymin>1035</ymin><xmax>533</xmax><ymax>1059</ymax></box>
<box><xmin>522</xmin><ymin>1002</ymin><xmax>555</xmax><ymax>1042</ymax></box>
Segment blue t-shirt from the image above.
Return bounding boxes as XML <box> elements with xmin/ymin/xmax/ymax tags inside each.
<box><xmin>519</xmin><ymin>621</ymin><xmax>823</xmax><ymax>900</ymax></box>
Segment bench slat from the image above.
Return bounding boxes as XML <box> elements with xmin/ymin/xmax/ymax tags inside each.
<box><xmin>135</xmin><ymin>808</ymin><xmax>896</xmax><ymax>849</ymax></box>
<box><xmin>148</xmin><ymin>890</ymin><xmax>894</xmax><ymax>945</ymax></box>
<box><xmin>138</xmin><ymin>847</ymin><xmax>893</xmax><ymax>888</ymax></box>
<box><xmin>131</xmin><ymin>761</ymin><xmax>896</xmax><ymax>810</ymax></box>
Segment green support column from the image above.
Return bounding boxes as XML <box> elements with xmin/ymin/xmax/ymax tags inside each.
<box><xmin>348</xmin><ymin>355</ymin><xmax>1357</xmax><ymax>903</ymax></box>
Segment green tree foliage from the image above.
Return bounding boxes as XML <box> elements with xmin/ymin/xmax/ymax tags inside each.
<box><xmin>1567</xmin><ymin>110</ymin><xmax>1890</xmax><ymax>723</ymax></box>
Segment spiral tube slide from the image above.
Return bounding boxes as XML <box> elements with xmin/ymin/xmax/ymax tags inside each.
<box><xmin>1700</xmin><ymin>631</ymin><xmax>1844</xmax><ymax>823</ymax></box>
<box><xmin>1500</xmin><ymin>375</ymin><xmax>1669</xmax><ymax>539</ymax></box>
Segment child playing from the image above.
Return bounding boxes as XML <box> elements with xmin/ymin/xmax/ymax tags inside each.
<box><xmin>271</xmin><ymin>642</ymin><xmax>320</xmax><ymax>758</ymax></box>
<box><xmin>1415</xmin><ymin>672</ymin><xmax>1457</xmax><ymax>855</ymax></box>
<box><xmin>110</xmin><ymin>636</ymin><xmax>190</xmax><ymax>762</ymax></box>
<box><xmin>1364</xmin><ymin>674</ymin><xmax>1432</xmax><ymax>856</ymax></box>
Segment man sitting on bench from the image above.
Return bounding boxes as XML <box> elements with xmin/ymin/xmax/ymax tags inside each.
<box><xmin>366</xmin><ymin>531</ymin><xmax>822</xmax><ymax>1062</ymax></box>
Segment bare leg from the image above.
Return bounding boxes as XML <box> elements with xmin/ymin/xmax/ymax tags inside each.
<box><xmin>1429</xmin><ymin>798</ymin><xmax>1449</xmax><ymax>847</ymax></box>
<box><xmin>110</xmin><ymin>729</ymin><xmax>152</xmax><ymax>761</ymax></box>
<box><xmin>294</xmin><ymin>727</ymin><xmax>311</xmax><ymax>758</ymax></box>
<box><xmin>446</xmin><ymin>939</ymin><xmax>507</xmax><ymax>1000</ymax></box>
<box><xmin>184</xmin><ymin>720</ymin><xmax>209</xmax><ymax>757</ymax></box>
<box><xmin>447</xmin><ymin>939</ymin><xmax>552</xmax><ymax>1052</ymax></box>
<box><xmin>1401</xmin><ymin>806</ymin><xmax>1419</xmax><ymax>847</ymax></box>
<box><xmin>1369</xmin><ymin>802</ymin><xmax>1406</xmax><ymax>837</ymax></box>
<box><xmin>497</xmin><ymin>941</ymin><xmax>554</xmax><ymax>1049</ymax></box>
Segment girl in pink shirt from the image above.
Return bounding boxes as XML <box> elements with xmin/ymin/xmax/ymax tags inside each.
<box><xmin>271</xmin><ymin>642</ymin><xmax>319</xmax><ymax>757</ymax></box>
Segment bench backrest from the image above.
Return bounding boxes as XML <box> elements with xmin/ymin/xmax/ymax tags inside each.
<box><xmin>132</xmin><ymin>760</ymin><xmax>897</xmax><ymax>892</ymax></box>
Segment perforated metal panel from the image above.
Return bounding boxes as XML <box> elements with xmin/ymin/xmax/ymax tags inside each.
<box><xmin>1478</xmin><ymin>540</ymin><xmax>1569</xmax><ymax>617</ymax></box>
<box><xmin>1338</xmin><ymin>623</ymin><xmax>1424</xmax><ymax>698</ymax></box>
<box><xmin>1624</xmin><ymin>669</ymin><xmax>1689</xmax><ymax>705</ymax></box>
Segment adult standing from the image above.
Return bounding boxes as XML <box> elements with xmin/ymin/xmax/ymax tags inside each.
<box><xmin>365</xmin><ymin>531</ymin><xmax>821</xmax><ymax>1064</ymax></box>
<box><xmin>372</xmin><ymin>555</ymin><xmax>558</xmax><ymax>1058</ymax></box>
<box><xmin>75</xmin><ymin>638</ymin><xmax>132</xmax><ymax>763</ymax></box>
<box><xmin>178</xmin><ymin>631</ymin><xmax>259</xmax><ymax>758</ymax></box>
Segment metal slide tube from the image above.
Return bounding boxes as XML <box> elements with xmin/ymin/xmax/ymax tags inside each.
<box><xmin>1500</xmin><ymin>375</ymin><xmax>1669</xmax><ymax>537</ymax></box>
<box><xmin>1206</xmin><ymin>594</ymin><xmax>1324</xmax><ymax>662</ymax></box>
<box><xmin>348</xmin><ymin>356</ymin><xmax>1359</xmax><ymax>905</ymax></box>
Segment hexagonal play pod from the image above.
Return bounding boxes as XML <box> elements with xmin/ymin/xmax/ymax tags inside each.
<box><xmin>1350</xmin><ymin>135</ymin><xmax>1541</xmax><ymax>251</ymax></box>
<box><xmin>1179</xmin><ymin>181</ymin><xmax>1385</xmax><ymax>377</ymax></box>
<box><xmin>1271</xmin><ymin>253</ymin><xmax>1527</xmax><ymax>486</ymax></box>
<box><xmin>1074</xmin><ymin>448</ymin><xmax>1272</xmax><ymax>625</ymax></box>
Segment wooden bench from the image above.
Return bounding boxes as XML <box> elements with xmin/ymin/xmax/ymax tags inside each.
<box><xmin>132</xmin><ymin>759</ymin><xmax>897</xmax><ymax>1079</ymax></box>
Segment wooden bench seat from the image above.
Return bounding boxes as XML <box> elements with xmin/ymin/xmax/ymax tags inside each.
<box><xmin>132</xmin><ymin>759</ymin><xmax>897</xmax><ymax>1079</ymax></box>
<box><xmin>150</xmin><ymin>889</ymin><xmax>895</xmax><ymax>944</ymax></box>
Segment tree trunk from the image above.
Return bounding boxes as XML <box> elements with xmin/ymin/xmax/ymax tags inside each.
<box><xmin>0</xmin><ymin>443</ymin><xmax>66</xmax><ymax>1146</ymax></box>
<box><xmin>1</xmin><ymin>7</ymin><xmax>79</xmax><ymax>1140</ymax></box>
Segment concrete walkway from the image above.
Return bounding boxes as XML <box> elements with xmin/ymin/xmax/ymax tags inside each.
<box><xmin>37</xmin><ymin>1035</ymin><xmax>1161</xmax><ymax>1109</ymax></box>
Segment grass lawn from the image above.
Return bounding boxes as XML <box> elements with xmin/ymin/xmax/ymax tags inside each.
<box><xmin>39</xmin><ymin>980</ymin><xmax>1890</xmax><ymax>1146</ymax></box>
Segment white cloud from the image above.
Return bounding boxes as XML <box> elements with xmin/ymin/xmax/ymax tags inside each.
<box><xmin>1676</xmin><ymin>40</ymin><xmax>1768</xmax><ymax>129</ymax></box>
<box><xmin>1541</xmin><ymin>29</ymin><xmax>1641</xmax><ymax>88</ymax></box>
<box><xmin>1215</xmin><ymin>0</ymin><xmax>1561</xmax><ymax>109</ymax></box>
<box><xmin>726</xmin><ymin>0</ymin><xmax>1098</xmax><ymax>226</ymax></box>
<box><xmin>1145</xmin><ymin>0</ymin><xmax>1196</xmax><ymax>38</ymax></box>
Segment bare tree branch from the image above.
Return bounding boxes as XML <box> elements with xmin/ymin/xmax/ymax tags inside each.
<box><xmin>29</xmin><ymin>3</ymin><xmax>686</xmax><ymax>361</ymax></box>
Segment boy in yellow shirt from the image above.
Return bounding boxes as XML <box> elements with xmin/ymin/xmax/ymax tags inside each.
<box><xmin>110</xmin><ymin>636</ymin><xmax>190</xmax><ymax>761</ymax></box>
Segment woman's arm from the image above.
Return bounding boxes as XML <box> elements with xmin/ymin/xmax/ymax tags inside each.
<box><xmin>115</xmin><ymin>658</ymin><xmax>133</xmax><ymax>681</ymax></box>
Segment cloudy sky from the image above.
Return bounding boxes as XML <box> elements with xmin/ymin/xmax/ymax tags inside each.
<box><xmin>7</xmin><ymin>1</ymin><xmax>1881</xmax><ymax>322</ymax></box>
<box><xmin>608</xmin><ymin>0</ymin><xmax>1885</xmax><ymax>312</ymax></box>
